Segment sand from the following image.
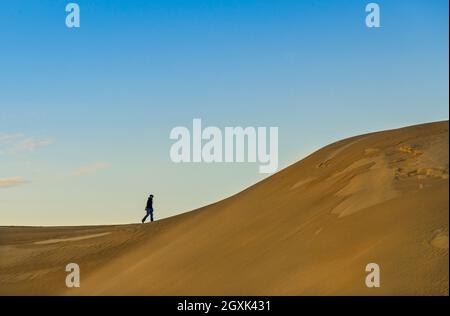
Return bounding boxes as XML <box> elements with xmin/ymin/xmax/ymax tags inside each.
<box><xmin>0</xmin><ymin>121</ymin><xmax>448</xmax><ymax>295</ymax></box>
<box><xmin>33</xmin><ymin>232</ymin><xmax>112</xmax><ymax>245</ymax></box>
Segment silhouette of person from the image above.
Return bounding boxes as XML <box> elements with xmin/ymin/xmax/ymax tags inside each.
<box><xmin>142</xmin><ymin>194</ymin><xmax>154</xmax><ymax>223</ymax></box>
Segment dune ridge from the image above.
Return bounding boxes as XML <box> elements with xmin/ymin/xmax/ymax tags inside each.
<box><xmin>0</xmin><ymin>121</ymin><xmax>448</xmax><ymax>295</ymax></box>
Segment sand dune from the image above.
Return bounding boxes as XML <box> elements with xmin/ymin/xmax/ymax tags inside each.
<box><xmin>0</xmin><ymin>121</ymin><xmax>448</xmax><ymax>295</ymax></box>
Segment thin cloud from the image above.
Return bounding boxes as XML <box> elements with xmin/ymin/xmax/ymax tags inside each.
<box><xmin>0</xmin><ymin>177</ymin><xmax>30</xmax><ymax>189</ymax></box>
<box><xmin>72</xmin><ymin>162</ymin><xmax>112</xmax><ymax>177</ymax></box>
<box><xmin>0</xmin><ymin>133</ymin><xmax>24</xmax><ymax>142</ymax></box>
<box><xmin>0</xmin><ymin>133</ymin><xmax>54</xmax><ymax>154</ymax></box>
<box><xmin>13</xmin><ymin>138</ymin><xmax>55</xmax><ymax>152</ymax></box>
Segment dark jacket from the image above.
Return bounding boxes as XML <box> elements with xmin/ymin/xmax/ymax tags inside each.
<box><xmin>146</xmin><ymin>197</ymin><xmax>153</xmax><ymax>209</ymax></box>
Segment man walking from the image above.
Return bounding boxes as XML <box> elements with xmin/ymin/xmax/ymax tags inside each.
<box><xmin>142</xmin><ymin>194</ymin><xmax>154</xmax><ymax>223</ymax></box>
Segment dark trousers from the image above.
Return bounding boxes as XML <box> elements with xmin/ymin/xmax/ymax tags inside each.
<box><xmin>142</xmin><ymin>208</ymin><xmax>154</xmax><ymax>222</ymax></box>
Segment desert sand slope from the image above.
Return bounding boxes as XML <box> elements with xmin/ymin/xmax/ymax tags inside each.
<box><xmin>0</xmin><ymin>121</ymin><xmax>448</xmax><ymax>295</ymax></box>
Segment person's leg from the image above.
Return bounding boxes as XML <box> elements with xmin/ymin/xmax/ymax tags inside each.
<box><xmin>150</xmin><ymin>212</ymin><xmax>154</xmax><ymax>222</ymax></box>
<box><xmin>142</xmin><ymin>214</ymin><xmax>149</xmax><ymax>223</ymax></box>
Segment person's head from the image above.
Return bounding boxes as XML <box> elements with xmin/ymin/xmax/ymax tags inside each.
<box><xmin>150</xmin><ymin>194</ymin><xmax>154</xmax><ymax>198</ymax></box>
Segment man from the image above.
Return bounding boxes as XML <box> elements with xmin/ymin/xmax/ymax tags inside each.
<box><xmin>142</xmin><ymin>194</ymin><xmax>154</xmax><ymax>223</ymax></box>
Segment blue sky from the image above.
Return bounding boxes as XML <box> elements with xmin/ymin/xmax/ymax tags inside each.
<box><xmin>0</xmin><ymin>0</ymin><xmax>448</xmax><ymax>225</ymax></box>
